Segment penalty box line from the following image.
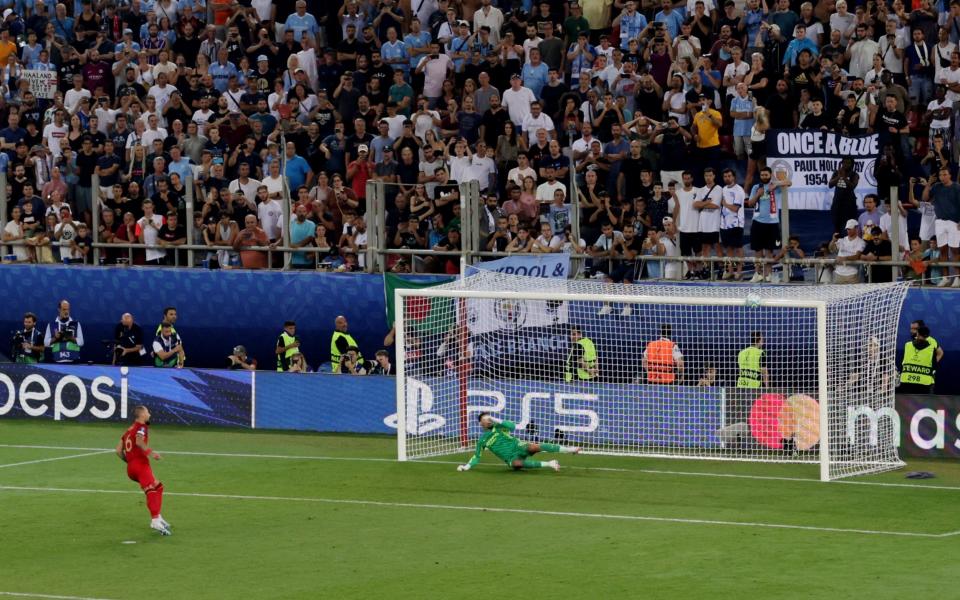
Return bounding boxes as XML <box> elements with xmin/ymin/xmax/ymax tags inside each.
<box><xmin>0</xmin><ymin>451</ymin><xmax>114</xmax><ymax>470</ymax></box>
<box><xmin>0</xmin><ymin>484</ymin><xmax>953</xmax><ymax>539</ymax></box>
<box><xmin>0</xmin><ymin>444</ymin><xmax>959</xmax><ymax>493</ymax></box>
<box><xmin>0</xmin><ymin>592</ymin><xmax>118</xmax><ymax>600</ymax></box>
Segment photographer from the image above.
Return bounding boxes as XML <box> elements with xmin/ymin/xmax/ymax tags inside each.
<box><xmin>12</xmin><ymin>312</ymin><xmax>44</xmax><ymax>364</ymax></box>
<box><xmin>226</xmin><ymin>345</ymin><xmax>257</xmax><ymax>370</ymax></box>
<box><xmin>44</xmin><ymin>300</ymin><xmax>84</xmax><ymax>364</ymax></box>
<box><xmin>113</xmin><ymin>313</ymin><xmax>144</xmax><ymax>366</ymax></box>
<box><xmin>339</xmin><ymin>346</ymin><xmax>367</xmax><ymax>375</ymax></box>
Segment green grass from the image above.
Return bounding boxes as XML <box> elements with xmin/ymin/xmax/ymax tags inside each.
<box><xmin>0</xmin><ymin>420</ymin><xmax>957</xmax><ymax>599</ymax></box>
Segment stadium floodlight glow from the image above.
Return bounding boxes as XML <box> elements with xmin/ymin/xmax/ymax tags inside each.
<box><xmin>395</xmin><ymin>272</ymin><xmax>909</xmax><ymax>481</ymax></box>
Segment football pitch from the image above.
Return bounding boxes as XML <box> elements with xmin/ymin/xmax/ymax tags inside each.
<box><xmin>0</xmin><ymin>420</ymin><xmax>957</xmax><ymax>600</ymax></box>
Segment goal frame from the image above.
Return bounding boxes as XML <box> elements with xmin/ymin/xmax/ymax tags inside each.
<box><xmin>395</xmin><ymin>287</ymin><xmax>833</xmax><ymax>481</ymax></box>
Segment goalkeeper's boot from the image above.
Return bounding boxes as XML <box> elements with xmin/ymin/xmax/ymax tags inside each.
<box><xmin>545</xmin><ymin>460</ymin><xmax>560</xmax><ymax>472</ymax></box>
<box><xmin>151</xmin><ymin>519</ymin><xmax>172</xmax><ymax>536</ymax></box>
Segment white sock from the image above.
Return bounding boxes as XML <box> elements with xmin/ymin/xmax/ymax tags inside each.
<box><xmin>559</xmin><ymin>446</ymin><xmax>578</xmax><ymax>453</ymax></box>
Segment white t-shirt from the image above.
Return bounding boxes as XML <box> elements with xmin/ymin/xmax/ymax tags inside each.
<box><xmin>138</xmin><ymin>214</ymin><xmax>166</xmax><ymax>261</ymax></box>
<box><xmin>722</xmin><ymin>61</ymin><xmax>750</xmax><ymax>96</ymax></box>
<box><xmin>521</xmin><ymin>112</ymin><xmax>555</xmax><ymax>146</ymax></box>
<box><xmin>449</xmin><ymin>155</ymin><xmax>471</xmax><ymax>183</ymax></box>
<box><xmin>934</xmin><ymin>42</ymin><xmax>957</xmax><ymax>82</ymax></box>
<box><xmin>720</xmin><ymin>184</ymin><xmax>746</xmax><ymax>229</ymax></box>
<box><xmin>593</xmin><ymin>231</ymin><xmax>624</xmax><ymax>251</ymax></box>
<box><xmin>263</xmin><ymin>174</ymin><xmax>284</xmax><ymax>199</ymax></box>
<box><xmin>674</xmin><ymin>187</ymin><xmax>699</xmax><ymax>233</ymax></box>
<box><xmin>696</xmin><ymin>184</ymin><xmax>722</xmax><ymax>233</ymax></box>
<box><xmin>191</xmin><ymin>109</ymin><xmax>214</xmax><ymax>136</ymax></box>
<box><xmin>229</xmin><ymin>177</ymin><xmax>262</xmax><ymax>203</ymax></box>
<box><xmin>41</xmin><ymin>123</ymin><xmax>68</xmax><ymax>158</ymax></box>
<box><xmin>659</xmin><ymin>235</ymin><xmax>682</xmax><ymax>280</ymax></box>
<box><xmin>142</xmin><ymin>128</ymin><xmax>168</xmax><ymax>148</ymax></box>
<box><xmin>417</xmin><ymin>54</ymin><xmax>453</xmax><ymax>97</ymax></box>
<box><xmin>878</xmin><ymin>34</ymin><xmax>907</xmax><ymax>74</ymax></box>
<box><xmin>257</xmin><ymin>199</ymin><xmax>283</xmax><ymax>240</ymax></box>
<box><xmin>536</xmin><ymin>180</ymin><xmax>565</xmax><ymax>203</ymax></box>
<box><xmin>879</xmin><ymin>211</ymin><xmax>908</xmax><ymax>251</ymax></box>
<box><xmin>507</xmin><ymin>165</ymin><xmax>537</xmax><ymax>188</ymax></box>
<box><xmin>413</xmin><ymin>110</ymin><xmax>440</xmax><ymax>142</ymax></box>
<box><xmin>502</xmin><ymin>86</ymin><xmax>537</xmax><ymax>126</ymax></box>
<box><xmin>664</xmin><ymin>90</ymin><xmax>688</xmax><ymax>126</ymax></box>
<box><xmin>535</xmin><ymin>234</ymin><xmax>563</xmax><ymax>251</ymax></box>
<box><xmin>835</xmin><ymin>235</ymin><xmax>866</xmax><ymax>277</ymax></box>
<box><xmin>383</xmin><ymin>114</ymin><xmax>406</xmax><ymax>139</ymax></box>
<box><xmin>928</xmin><ymin>98</ymin><xmax>952</xmax><ymax>130</ymax></box>
<box><xmin>941</xmin><ymin>66</ymin><xmax>960</xmax><ymax>103</ymax></box>
<box><xmin>3</xmin><ymin>221</ymin><xmax>28</xmax><ymax>261</ymax></box>
<box><xmin>64</xmin><ymin>88</ymin><xmax>91</xmax><ymax>113</ymax></box>
<box><xmin>148</xmin><ymin>83</ymin><xmax>177</xmax><ymax>113</ymax></box>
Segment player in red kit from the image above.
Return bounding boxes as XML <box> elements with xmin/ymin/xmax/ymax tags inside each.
<box><xmin>116</xmin><ymin>405</ymin><xmax>171</xmax><ymax>536</ymax></box>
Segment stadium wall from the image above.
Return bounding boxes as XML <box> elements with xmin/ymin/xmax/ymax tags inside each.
<box><xmin>0</xmin><ymin>266</ymin><xmax>955</xmax><ymax>392</ymax></box>
<box><xmin>0</xmin><ymin>364</ymin><xmax>956</xmax><ymax>458</ymax></box>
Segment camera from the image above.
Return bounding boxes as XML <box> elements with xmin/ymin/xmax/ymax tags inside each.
<box><xmin>10</xmin><ymin>330</ymin><xmax>24</xmax><ymax>359</ymax></box>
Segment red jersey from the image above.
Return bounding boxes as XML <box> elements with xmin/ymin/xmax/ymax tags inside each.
<box><xmin>121</xmin><ymin>422</ymin><xmax>150</xmax><ymax>464</ymax></box>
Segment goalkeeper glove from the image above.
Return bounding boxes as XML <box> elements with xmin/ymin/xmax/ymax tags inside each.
<box><xmin>457</xmin><ymin>464</ymin><xmax>471</xmax><ymax>472</ymax></box>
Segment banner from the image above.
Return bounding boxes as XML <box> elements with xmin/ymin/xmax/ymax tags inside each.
<box><xmin>21</xmin><ymin>69</ymin><xmax>58</xmax><ymax>99</ymax></box>
<box><xmin>890</xmin><ymin>394</ymin><xmax>960</xmax><ymax>457</ymax></box>
<box><xmin>0</xmin><ymin>364</ymin><xmax>252</xmax><ymax>426</ymax></box>
<box><xmin>766</xmin><ymin>130</ymin><xmax>879</xmax><ymax>210</ymax></box>
<box><xmin>468</xmin><ymin>253</ymin><xmax>571</xmax><ymax>279</ymax></box>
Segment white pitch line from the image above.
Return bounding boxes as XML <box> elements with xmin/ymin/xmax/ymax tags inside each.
<box><xmin>0</xmin><ymin>451</ymin><xmax>113</xmax><ymax>470</ymax></box>
<box><xmin>0</xmin><ymin>444</ymin><xmax>958</xmax><ymax>492</ymax></box>
<box><xmin>0</xmin><ymin>484</ymin><xmax>945</xmax><ymax>539</ymax></box>
<box><xmin>0</xmin><ymin>592</ymin><xmax>118</xmax><ymax>600</ymax></box>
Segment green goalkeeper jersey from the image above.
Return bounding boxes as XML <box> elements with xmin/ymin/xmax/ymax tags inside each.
<box><xmin>466</xmin><ymin>420</ymin><xmax>525</xmax><ymax>467</ymax></box>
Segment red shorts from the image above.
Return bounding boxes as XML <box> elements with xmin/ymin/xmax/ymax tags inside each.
<box><xmin>127</xmin><ymin>461</ymin><xmax>158</xmax><ymax>491</ymax></box>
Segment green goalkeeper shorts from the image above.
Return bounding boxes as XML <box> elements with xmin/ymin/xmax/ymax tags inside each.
<box><xmin>502</xmin><ymin>444</ymin><xmax>533</xmax><ymax>464</ymax></box>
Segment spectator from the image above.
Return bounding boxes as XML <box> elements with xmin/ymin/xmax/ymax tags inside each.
<box><xmin>829</xmin><ymin>219</ymin><xmax>866</xmax><ymax>284</ymax></box>
<box><xmin>226</xmin><ymin>345</ymin><xmax>257</xmax><ymax>370</ymax></box>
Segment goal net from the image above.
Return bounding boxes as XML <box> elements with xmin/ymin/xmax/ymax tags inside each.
<box><xmin>394</xmin><ymin>271</ymin><xmax>909</xmax><ymax>481</ymax></box>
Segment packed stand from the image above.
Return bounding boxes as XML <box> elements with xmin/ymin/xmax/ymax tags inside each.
<box><xmin>0</xmin><ymin>0</ymin><xmax>957</xmax><ymax>282</ymax></box>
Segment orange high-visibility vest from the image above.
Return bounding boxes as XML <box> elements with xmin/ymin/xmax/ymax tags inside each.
<box><xmin>646</xmin><ymin>339</ymin><xmax>676</xmax><ymax>383</ymax></box>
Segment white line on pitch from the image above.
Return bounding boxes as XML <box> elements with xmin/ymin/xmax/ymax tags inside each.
<box><xmin>0</xmin><ymin>451</ymin><xmax>113</xmax><ymax>470</ymax></box>
<box><xmin>0</xmin><ymin>592</ymin><xmax>117</xmax><ymax>600</ymax></box>
<box><xmin>0</xmin><ymin>484</ymin><xmax>943</xmax><ymax>539</ymax></box>
<box><xmin>0</xmin><ymin>444</ymin><xmax>956</xmax><ymax>492</ymax></box>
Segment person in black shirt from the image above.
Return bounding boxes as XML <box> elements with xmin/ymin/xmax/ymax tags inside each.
<box><xmin>113</xmin><ymin>313</ymin><xmax>144</xmax><ymax>366</ymax></box>
<box><xmin>765</xmin><ymin>79</ymin><xmax>795</xmax><ymax>128</ymax></box>
<box><xmin>788</xmin><ymin>49</ymin><xmax>820</xmax><ymax>101</ymax></box>
<box><xmin>872</xmin><ymin>94</ymin><xmax>909</xmax><ymax>159</ymax></box>
<box><xmin>634</xmin><ymin>75</ymin><xmax>664</xmax><ymax>120</ymax></box>
<box><xmin>861</xmin><ymin>226</ymin><xmax>893</xmax><ymax>282</ymax></box>
<box><xmin>828</xmin><ymin>158</ymin><xmax>859</xmax><ymax>235</ymax></box>
<box><xmin>158</xmin><ymin>212</ymin><xmax>187</xmax><ymax>265</ymax></box>
<box><xmin>800</xmin><ymin>97</ymin><xmax>829</xmax><ymax>129</ymax></box>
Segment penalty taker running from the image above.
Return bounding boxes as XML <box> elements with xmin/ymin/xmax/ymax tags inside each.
<box><xmin>457</xmin><ymin>413</ymin><xmax>581</xmax><ymax>472</ymax></box>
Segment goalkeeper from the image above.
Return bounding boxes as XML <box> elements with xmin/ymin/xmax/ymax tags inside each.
<box><xmin>457</xmin><ymin>413</ymin><xmax>580</xmax><ymax>472</ymax></box>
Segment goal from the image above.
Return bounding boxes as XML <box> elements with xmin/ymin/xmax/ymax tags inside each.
<box><xmin>394</xmin><ymin>271</ymin><xmax>909</xmax><ymax>481</ymax></box>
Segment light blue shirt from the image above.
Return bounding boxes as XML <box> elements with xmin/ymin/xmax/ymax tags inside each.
<box><xmin>29</xmin><ymin>61</ymin><xmax>57</xmax><ymax>72</ymax></box>
<box><xmin>284</xmin><ymin>13</ymin><xmax>319</xmax><ymax>43</ymax></box>
<box><xmin>750</xmin><ymin>184</ymin><xmax>780</xmax><ymax>224</ymax></box>
<box><xmin>447</xmin><ymin>35</ymin><xmax>471</xmax><ymax>72</ymax></box>
<box><xmin>404</xmin><ymin>31</ymin><xmax>432</xmax><ymax>70</ymax></box>
<box><xmin>567</xmin><ymin>42</ymin><xmax>595</xmax><ymax>75</ymax></box>
<box><xmin>168</xmin><ymin>157</ymin><xmax>193</xmax><ymax>182</ymax></box>
<box><xmin>209</xmin><ymin>61</ymin><xmax>238</xmax><ymax>92</ymax></box>
<box><xmin>284</xmin><ymin>155</ymin><xmax>312</xmax><ymax>191</ymax></box>
<box><xmin>521</xmin><ymin>62</ymin><xmax>549</xmax><ymax>97</ymax></box>
<box><xmin>381</xmin><ymin>40</ymin><xmax>409</xmax><ymax>73</ymax></box>
<box><xmin>653</xmin><ymin>9</ymin><xmax>684</xmax><ymax>39</ymax></box>
<box><xmin>618</xmin><ymin>12</ymin><xmax>648</xmax><ymax>49</ymax></box>
<box><xmin>783</xmin><ymin>37</ymin><xmax>819</xmax><ymax>66</ymax></box>
<box><xmin>289</xmin><ymin>216</ymin><xmax>316</xmax><ymax>266</ymax></box>
<box><xmin>730</xmin><ymin>95</ymin><xmax>754</xmax><ymax>137</ymax></box>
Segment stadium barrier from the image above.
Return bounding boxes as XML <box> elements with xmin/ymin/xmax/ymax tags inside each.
<box><xmin>0</xmin><ymin>363</ymin><xmax>952</xmax><ymax>458</ymax></box>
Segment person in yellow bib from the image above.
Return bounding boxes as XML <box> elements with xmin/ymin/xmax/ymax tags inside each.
<box><xmin>909</xmin><ymin>320</ymin><xmax>943</xmax><ymax>365</ymax></box>
<box><xmin>565</xmin><ymin>327</ymin><xmax>598</xmax><ymax>382</ymax></box>
<box><xmin>737</xmin><ymin>331</ymin><xmax>769</xmax><ymax>389</ymax></box>
<box><xmin>275</xmin><ymin>320</ymin><xmax>301</xmax><ymax>372</ymax></box>
<box><xmin>331</xmin><ymin>315</ymin><xmax>362</xmax><ymax>373</ymax></box>
<box><xmin>900</xmin><ymin>325</ymin><xmax>938</xmax><ymax>394</ymax></box>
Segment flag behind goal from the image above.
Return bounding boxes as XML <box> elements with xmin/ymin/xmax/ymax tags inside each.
<box><xmin>395</xmin><ymin>272</ymin><xmax>909</xmax><ymax>481</ymax></box>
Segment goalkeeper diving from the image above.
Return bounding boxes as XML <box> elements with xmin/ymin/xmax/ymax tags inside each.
<box><xmin>457</xmin><ymin>413</ymin><xmax>581</xmax><ymax>472</ymax></box>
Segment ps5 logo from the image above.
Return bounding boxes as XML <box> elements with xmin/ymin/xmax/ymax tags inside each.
<box><xmin>467</xmin><ymin>390</ymin><xmax>600</xmax><ymax>433</ymax></box>
<box><xmin>383</xmin><ymin>378</ymin><xmax>446</xmax><ymax>434</ymax></box>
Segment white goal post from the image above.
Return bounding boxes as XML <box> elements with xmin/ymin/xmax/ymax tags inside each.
<box><xmin>395</xmin><ymin>272</ymin><xmax>909</xmax><ymax>481</ymax></box>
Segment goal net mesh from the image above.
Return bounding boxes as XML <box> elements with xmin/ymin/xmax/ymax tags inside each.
<box><xmin>396</xmin><ymin>272</ymin><xmax>909</xmax><ymax>481</ymax></box>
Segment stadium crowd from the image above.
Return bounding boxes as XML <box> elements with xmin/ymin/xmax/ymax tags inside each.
<box><xmin>0</xmin><ymin>0</ymin><xmax>959</xmax><ymax>283</ymax></box>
